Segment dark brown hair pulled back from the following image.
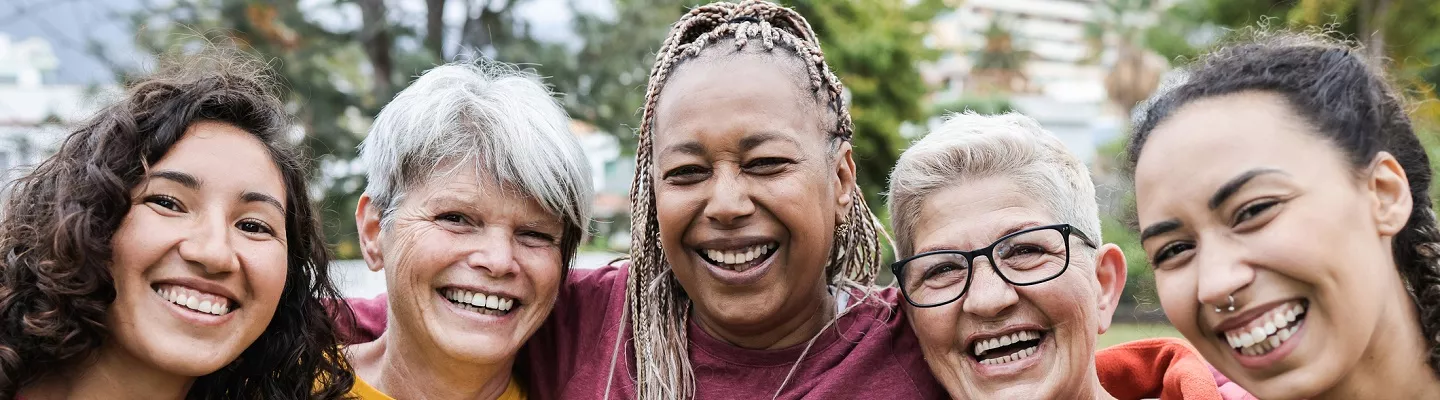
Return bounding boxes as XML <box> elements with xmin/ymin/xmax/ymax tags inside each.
<box><xmin>1127</xmin><ymin>31</ymin><xmax>1440</xmax><ymax>375</ymax></box>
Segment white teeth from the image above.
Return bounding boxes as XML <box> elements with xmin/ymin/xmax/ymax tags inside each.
<box><xmin>156</xmin><ymin>285</ymin><xmax>232</xmax><ymax>316</ymax></box>
<box><xmin>703</xmin><ymin>244</ymin><xmax>775</xmax><ymax>266</ymax></box>
<box><xmin>443</xmin><ymin>288</ymin><xmax>517</xmax><ymax>313</ymax></box>
<box><xmin>973</xmin><ymin>330</ymin><xmax>1043</xmax><ymax>358</ymax></box>
<box><xmin>1222</xmin><ymin>301</ymin><xmax>1308</xmax><ymax>356</ymax></box>
<box><xmin>976</xmin><ymin>340</ymin><xmax>1040</xmax><ymax>365</ymax></box>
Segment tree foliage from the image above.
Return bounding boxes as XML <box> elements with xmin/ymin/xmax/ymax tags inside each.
<box><xmin>119</xmin><ymin>0</ymin><xmax>942</xmax><ymax>256</ymax></box>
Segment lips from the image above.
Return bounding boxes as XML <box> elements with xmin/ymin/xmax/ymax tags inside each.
<box><xmin>1219</xmin><ymin>300</ymin><xmax>1308</xmax><ymax>356</ymax></box>
<box><xmin>968</xmin><ymin>330</ymin><xmax>1047</xmax><ymax>366</ymax></box>
<box><xmin>440</xmin><ymin>287</ymin><xmax>518</xmax><ymax>316</ymax></box>
<box><xmin>696</xmin><ymin>242</ymin><xmax>778</xmax><ymax>272</ymax></box>
<box><xmin>154</xmin><ymin>283</ymin><xmax>236</xmax><ymax>316</ymax></box>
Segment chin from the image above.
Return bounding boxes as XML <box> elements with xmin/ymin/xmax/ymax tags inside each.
<box><xmin>145</xmin><ymin>345</ymin><xmax>245</xmax><ymax>377</ymax></box>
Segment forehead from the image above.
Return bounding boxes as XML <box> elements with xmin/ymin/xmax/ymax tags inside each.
<box><xmin>1134</xmin><ymin>91</ymin><xmax>1347</xmax><ymax>217</ymax></box>
<box><xmin>409</xmin><ymin>161</ymin><xmax>560</xmax><ymax>224</ymax></box>
<box><xmin>911</xmin><ymin>177</ymin><xmax>1055</xmax><ymax>252</ymax></box>
<box><xmin>651</xmin><ymin>50</ymin><xmax>823</xmax><ymax>141</ymax></box>
<box><xmin>156</xmin><ymin>121</ymin><xmax>286</xmax><ymax>197</ymax></box>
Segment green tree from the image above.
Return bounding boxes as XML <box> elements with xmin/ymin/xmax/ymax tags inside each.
<box><xmin>119</xmin><ymin>0</ymin><xmax>944</xmax><ymax>256</ymax></box>
<box><xmin>122</xmin><ymin>0</ymin><xmax>561</xmax><ymax>258</ymax></box>
<box><xmin>788</xmin><ymin>0</ymin><xmax>944</xmax><ymax>208</ymax></box>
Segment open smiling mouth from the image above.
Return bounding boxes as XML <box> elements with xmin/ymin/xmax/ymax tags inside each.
<box><xmin>696</xmin><ymin>243</ymin><xmax>779</xmax><ymax>273</ymax></box>
<box><xmin>971</xmin><ymin>330</ymin><xmax>1046</xmax><ymax>366</ymax></box>
<box><xmin>1220</xmin><ymin>299</ymin><xmax>1308</xmax><ymax>357</ymax></box>
<box><xmin>440</xmin><ymin>288</ymin><xmax>518</xmax><ymax>317</ymax></box>
<box><xmin>154</xmin><ymin>284</ymin><xmax>236</xmax><ymax>316</ymax></box>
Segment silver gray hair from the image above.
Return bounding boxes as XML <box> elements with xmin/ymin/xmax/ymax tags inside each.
<box><xmin>359</xmin><ymin>61</ymin><xmax>594</xmax><ymax>264</ymax></box>
<box><xmin>887</xmin><ymin>112</ymin><xmax>1100</xmax><ymax>259</ymax></box>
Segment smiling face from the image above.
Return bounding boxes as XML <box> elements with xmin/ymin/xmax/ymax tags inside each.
<box><xmin>105</xmin><ymin>121</ymin><xmax>290</xmax><ymax>377</ymax></box>
<box><xmin>1135</xmin><ymin>91</ymin><xmax>1418</xmax><ymax>398</ymax></box>
<box><xmin>904</xmin><ymin>177</ymin><xmax>1124</xmax><ymax>399</ymax></box>
<box><xmin>357</xmin><ymin>159</ymin><xmax>564</xmax><ymax>365</ymax></box>
<box><xmin>649</xmin><ymin>50</ymin><xmax>855</xmax><ymax>343</ymax></box>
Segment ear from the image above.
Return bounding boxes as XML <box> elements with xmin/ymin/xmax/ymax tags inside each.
<box><xmin>1369</xmin><ymin>152</ymin><xmax>1413</xmax><ymax>237</ymax></box>
<box><xmin>832</xmin><ymin>141</ymin><xmax>857</xmax><ymax>222</ymax></box>
<box><xmin>1092</xmin><ymin>243</ymin><xmax>1128</xmax><ymax>335</ymax></box>
<box><xmin>356</xmin><ymin>194</ymin><xmax>386</xmax><ymax>272</ymax></box>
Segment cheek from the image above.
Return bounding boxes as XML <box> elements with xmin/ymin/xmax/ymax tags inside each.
<box><xmin>1026</xmin><ymin>282</ymin><xmax>1097</xmax><ymax>337</ymax></box>
<box><xmin>110</xmin><ymin>209</ymin><xmax>167</xmax><ymax>276</ymax></box>
<box><xmin>519</xmin><ymin>248</ymin><xmax>563</xmax><ymax>298</ymax></box>
<box><xmin>1154</xmin><ymin>270</ymin><xmax>1200</xmax><ymax>333</ymax></box>
<box><xmin>910</xmin><ymin>306</ymin><xmax>960</xmax><ymax>352</ymax></box>
<box><xmin>241</xmin><ymin>242</ymin><xmax>290</xmax><ymax>308</ymax></box>
<box><xmin>652</xmin><ymin>186</ymin><xmax>701</xmax><ymax>239</ymax></box>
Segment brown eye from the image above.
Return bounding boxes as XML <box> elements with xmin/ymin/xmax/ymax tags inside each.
<box><xmin>146</xmin><ymin>195</ymin><xmax>184</xmax><ymax>212</ymax></box>
<box><xmin>1151</xmin><ymin>241</ymin><xmax>1194</xmax><ymax>269</ymax></box>
<box><xmin>1233</xmin><ymin>200</ymin><xmax>1279</xmax><ymax>226</ymax></box>
<box><xmin>237</xmin><ymin>220</ymin><xmax>276</xmax><ymax>236</ymax></box>
<box><xmin>436</xmin><ymin>213</ymin><xmax>468</xmax><ymax>224</ymax></box>
<box><xmin>517</xmin><ymin>231</ymin><xmax>558</xmax><ymax>247</ymax></box>
<box><xmin>743</xmin><ymin>157</ymin><xmax>792</xmax><ymax>175</ymax></box>
<box><xmin>663</xmin><ymin>165</ymin><xmax>710</xmax><ymax>184</ymax></box>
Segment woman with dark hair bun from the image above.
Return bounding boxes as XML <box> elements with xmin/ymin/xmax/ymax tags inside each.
<box><xmin>0</xmin><ymin>48</ymin><xmax>354</xmax><ymax>399</ymax></box>
<box><xmin>1129</xmin><ymin>31</ymin><xmax>1440</xmax><ymax>399</ymax></box>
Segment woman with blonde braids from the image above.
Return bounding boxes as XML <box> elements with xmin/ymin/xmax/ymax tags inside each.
<box><xmin>340</xmin><ymin>1</ymin><xmax>942</xmax><ymax>398</ymax></box>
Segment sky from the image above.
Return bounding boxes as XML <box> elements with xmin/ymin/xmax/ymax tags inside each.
<box><xmin>0</xmin><ymin>0</ymin><xmax>612</xmax><ymax>85</ymax></box>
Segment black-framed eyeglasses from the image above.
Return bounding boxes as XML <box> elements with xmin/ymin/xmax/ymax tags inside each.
<box><xmin>890</xmin><ymin>223</ymin><xmax>1098</xmax><ymax>308</ymax></box>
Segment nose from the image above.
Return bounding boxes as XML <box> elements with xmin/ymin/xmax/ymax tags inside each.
<box><xmin>465</xmin><ymin>228</ymin><xmax>519</xmax><ymax>277</ymax></box>
<box><xmin>961</xmin><ymin>257</ymin><xmax>1020</xmax><ymax>318</ymax></box>
<box><xmin>702</xmin><ymin>168</ymin><xmax>755</xmax><ymax>227</ymax></box>
<box><xmin>178</xmin><ymin>212</ymin><xmax>239</xmax><ymax>274</ymax></box>
<box><xmin>1193</xmin><ymin>237</ymin><xmax>1255</xmax><ymax>311</ymax></box>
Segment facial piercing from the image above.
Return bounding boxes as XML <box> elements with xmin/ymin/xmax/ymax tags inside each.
<box><xmin>1213</xmin><ymin>294</ymin><xmax>1236</xmax><ymax>313</ymax></box>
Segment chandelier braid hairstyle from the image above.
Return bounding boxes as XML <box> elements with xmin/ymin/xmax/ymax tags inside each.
<box><xmin>623</xmin><ymin>1</ymin><xmax>887</xmax><ymax>398</ymax></box>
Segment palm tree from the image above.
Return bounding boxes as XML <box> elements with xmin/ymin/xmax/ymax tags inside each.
<box><xmin>969</xmin><ymin>19</ymin><xmax>1032</xmax><ymax>94</ymax></box>
<box><xmin>1086</xmin><ymin>0</ymin><xmax>1170</xmax><ymax>115</ymax></box>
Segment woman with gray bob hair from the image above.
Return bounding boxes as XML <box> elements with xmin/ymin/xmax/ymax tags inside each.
<box><xmin>887</xmin><ymin>112</ymin><xmax>1245</xmax><ymax>399</ymax></box>
<box><xmin>339</xmin><ymin>60</ymin><xmax>593</xmax><ymax>399</ymax></box>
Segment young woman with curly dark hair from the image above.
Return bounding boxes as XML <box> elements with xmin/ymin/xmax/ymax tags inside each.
<box><xmin>1129</xmin><ymin>31</ymin><xmax>1440</xmax><ymax>399</ymax></box>
<box><xmin>0</xmin><ymin>49</ymin><xmax>354</xmax><ymax>399</ymax></box>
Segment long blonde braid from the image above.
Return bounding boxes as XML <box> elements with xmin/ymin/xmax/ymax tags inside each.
<box><xmin>624</xmin><ymin>2</ymin><xmax>886</xmax><ymax>398</ymax></box>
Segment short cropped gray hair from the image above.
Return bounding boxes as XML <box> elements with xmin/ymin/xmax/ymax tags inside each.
<box><xmin>887</xmin><ymin>112</ymin><xmax>1100</xmax><ymax>258</ymax></box>
<box><xmin>359</xmin><ymin>61</ymin><xmax>594</xmax><ymax>268</ymax></box>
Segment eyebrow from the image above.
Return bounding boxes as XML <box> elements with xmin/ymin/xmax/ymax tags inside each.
<box><xmin>661</xmin><ymin>141</ymin><xmax>705</xmax><ymax>157</ymax></box>
<box><xmin>659</xmin><ymin>132</ymin><xmax>800</xmax><ymax>157</ymax></box>
<box><xmin>1208</xmin><ymin>168</ymin><xmax>1286</xmax><ymax>210</ymax></box>
<box><xmin>1139</xmin><ymin>219</ymin><xmax>1183</xmax><ymax>243</ymax></box>
<box><xmin>149</xmin><ymin>170</ymin><xmax>201</xmax><ymax>189</ymax></box>
<box><xmin>242</xmin><ymin>191</ymin><xmax>286</xmax><ymax>215</ymax></box>
<box><xmin>914</xmin><ymin>222</ymin><xmax>1042</xmax><ymax>254</ymax></box>
<box><xmin>738</xmin><ymin>131</ymin><xmax>797</xmax><ymax>152</ymax></box>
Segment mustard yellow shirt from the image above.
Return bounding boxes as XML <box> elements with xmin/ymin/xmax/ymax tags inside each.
<box><xmin>349</xmin><ymin>375</ymin><xmax>526</xmax><ymax>400</ymax></box>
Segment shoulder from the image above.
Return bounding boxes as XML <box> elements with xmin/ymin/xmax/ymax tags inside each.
<box><xmin>556</xmin><ymin>261</ymin><xmax>630</xmax><ymax>310</ymax></box>
<box><xmin>499</xmin><ymin>376</ymin><xmax>527</xmax><ymax>400</ymax></box>
<box><xmin>1096</xmin><ymin>337</ymin><xmax>1248</xmax><ymax>400</ymax></box>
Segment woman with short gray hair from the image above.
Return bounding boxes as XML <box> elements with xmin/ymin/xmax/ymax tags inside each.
<box><xmin>341</xmin><ymin>61</ymin><xmax>593</xmax><ymax>400</ymax></box>
<box><xmin>888</xmin><ymin>112</ymin><xmax>1246</xmax><ymax>400</ymax></box>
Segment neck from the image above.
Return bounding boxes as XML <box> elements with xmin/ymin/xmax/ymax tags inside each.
<box><xmin>22</xmin><ymin>343</ymin><xmax>194</xmax><ymax>400</ymax></box>
<box><xmin>351</xmin><ymin>329</ymin><xmax>514</xmax><ymax>400</ymax></box>
<box><xmin>694</xmin><ymin>285</ymin><xmax>837</xmax><ymax>350</ymax></box>
<box><xmin>1316</xmin><ymin>289</ymin><xmax>1440</xmax><ymax>399</ymax></box>
<box><xmin>1073</xmin><ymin>356</ymin><xmax>1116</xmax><ymax>400</ymax></box>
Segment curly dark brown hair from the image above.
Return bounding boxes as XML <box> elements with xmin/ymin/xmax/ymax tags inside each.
<box><xmin>0</xmin><ymin>48</ymin><xmax>355</xmax><ymax>399</ymax></box>
<box><xmin>1127</xmin><ymin>31</ymin><xmax>1440</xmax><ymax>376</ymax></box>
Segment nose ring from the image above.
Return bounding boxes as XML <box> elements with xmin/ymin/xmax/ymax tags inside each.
<box><xmin>1213</xmin><ymin>295</ymin><xmax>1235</xmax><ymax>313</ymax></box>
